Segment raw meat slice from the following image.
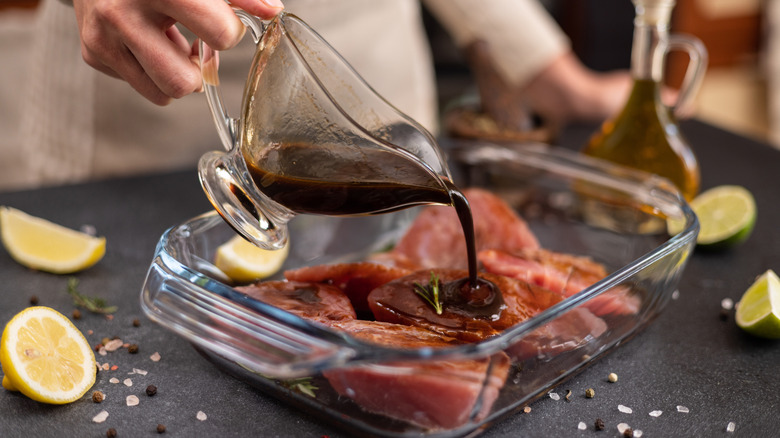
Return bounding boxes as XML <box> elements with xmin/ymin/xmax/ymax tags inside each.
<box><xmin>388</xmin><ymin>188</ymin><xmax>539</xmax><ymax>270</ymax></box>
<box><xmin>284</xmin><ymin>262</ymin><xmax>411</xmax><ymax>313</ymax></box>
<box><xmin>368</xmin><ymin>269</ymin><xmax>607</xmax><ymax>359</ymax></box>
<box><xmin>323</xmin><ymin>319</ymin><xmax>511</xmax><ymax>430</ymax></box>
<box><xmin>478</xmin><ymin>249</ymin><xmax>640</xmax><ymax>315</ymax></box>
<box><xmin>235</xmin><ymin>280</ymin><xmax>356</xmax><ymax>323</ymax></box>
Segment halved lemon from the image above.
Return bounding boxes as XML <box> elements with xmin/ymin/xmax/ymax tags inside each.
<box><xmin>215</xmin><ymin>234</ymin><xmax>289</xmax><ymax>283</ymax></box>
<box><xmin>0</xmin><ymin>206</ymin><xmax>106</xmax><ymax>274</ymax></box>
<box><xmin>0</xmin><ymin>306</ymin><xmax>97</xmax><ymax>404</ymax></box>
<box><xmin>736</xmin><ymin>270</ymin><xmax>780</xmax><ymax>339</ymax></box>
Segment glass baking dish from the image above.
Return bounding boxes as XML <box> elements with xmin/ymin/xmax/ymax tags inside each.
<box><xmin>141</xmin><ymin>142</ymin><xmax>698</xmax><ymax>437</ymax></box>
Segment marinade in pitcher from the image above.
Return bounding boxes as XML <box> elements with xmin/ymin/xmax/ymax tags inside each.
<box><xmin>244</xmin><ymin>142</ymin><xmax>489</xmax><ymax>289</ymax></box>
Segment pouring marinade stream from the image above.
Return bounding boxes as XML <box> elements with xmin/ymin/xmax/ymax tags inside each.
<box><xmin>244</xmin><ymin>142</ymin><xmax>503</xmax><ymax>320</ymax></box>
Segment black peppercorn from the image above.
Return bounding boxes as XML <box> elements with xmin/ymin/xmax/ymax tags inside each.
<box><xmin>623</xmin><ymin>427</ymin><xmax>634</xmax><ymax>437</ymax></box>
<box><xmin>146</xmin><ymin>385</ymin><xmax>157</xmax><ymax>396</ymax></box>
<box><xmin>29</xmin><ymin>295</ymin><xmax>39</xmax><ymax>305</ymax></box>
<box><xmin>128</xmin><ymin>344</ymin><xmax>139</xmax><ymax>354</ymax></box>
<box><xmin>106</xmin><ymin>428</ymin><xmax>117</xmax><ymax>437</ymax></box>
<box><xmin>156</xmin><ymin>424</ymin><xmax>166</xmax><ymax>434</ymax></box>
<box><xmin>92</xmin><ymin>391</ymin><xmax>104</xmax><ymax>403</ymax></box>
<box><xmin>132</xmin><ymin>318</ymin><xmax>141</xmax><ymax>327</ymax></box>
<box><xmin>72</xmin><ymin>309</ymin><xmax>82</xmax><ymax>320</ymax></box>
<box><xmin>595</xmin><ymin>418</ymin><xmax>605</xmax><ymax>431</ymax></box>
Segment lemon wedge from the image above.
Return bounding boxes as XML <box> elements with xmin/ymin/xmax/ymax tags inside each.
<box><xmin>0</xmin><ymin>206</ymin><xmax>106</xmax><ymax>274</ymax></box>
<box><xmin>0</xmin><ymin>306</ymin><xmax>97</xmax><ymax>404</ymax></box>
<box><xmin>215</xmin><ymin>235</ymin><xmax>289</xmax><ymax>283</ymax></box>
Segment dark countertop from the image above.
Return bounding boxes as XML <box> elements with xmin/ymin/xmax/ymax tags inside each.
<box><xmin>1</xmin><ymin>120</ymin><xmax>778</xmax><ymax>437</ymax></box>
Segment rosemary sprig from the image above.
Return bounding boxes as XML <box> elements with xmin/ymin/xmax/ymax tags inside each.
<box><xmin>237</xmin><ymin>363</ymin><xmax>318</xmax><ymax>397</ymax></box>
<box><xmin>66</xmin><ymin>278</ymin><xmax>118</xmax><ymax>314</ymax></box>
<box><xmin>414</xmin><ymin>271</ymin><xmax>443</xmax><ymax>315</ymax></box>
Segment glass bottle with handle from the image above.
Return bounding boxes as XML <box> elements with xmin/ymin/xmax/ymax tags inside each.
<box><xmin>581</xmin><ymin>0</ymin><xmax>708</xmax><ymax>201</ymax></box>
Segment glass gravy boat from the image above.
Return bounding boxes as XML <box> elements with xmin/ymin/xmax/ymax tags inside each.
<box><xmin>198</xmin><ymin>11</ymin><xmax>452</xmax><ymax>250</ymax></box>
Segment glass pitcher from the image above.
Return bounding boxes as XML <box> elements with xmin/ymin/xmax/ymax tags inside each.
<box><xmin>582</xmin><ymin>0</ymin><xmax>708</xmax><ymax>201</ymax></box>
<box><xmin>198</xmin><ymin>11</ymin><xmax>453</xmax><ymax>250</ymax></box>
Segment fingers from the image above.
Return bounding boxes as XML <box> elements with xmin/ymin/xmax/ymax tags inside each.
<box><xmin>72</xmin><ymin>0</ymin><xmax>284</xmax><ymax>105</ymax></box>
<box><xmin>231</xmin><ymin>0</ymin><xmax>285</xmax><ymax>21</ymax></box>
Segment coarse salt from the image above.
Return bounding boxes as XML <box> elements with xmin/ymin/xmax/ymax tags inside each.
<box><xmin>634</xmin><ymin>430</ymin><xmax>643</xmax><ymax>437</ymax></box>
<box><xmin>101</xmin><ymin>363</ymin><xmax>110</xmax><ymax>371</ymax></box>
<box><xmin>549</xmin><ymin>392</ymin><xmax>560</xmax><ymax>401</ymax></box>
<box><xmin>109</xmin><ymin>377</ymin><xmax>120</xmax><ymax>384</ymax></box>
<box><xmin>126</xmin><ymin>395</ymin><xmax>139</xmax><ymax>407</ymax></box>
<box><xmin>150</xmin><ymin>352</ymin><xmax>161</xmax><ymax>362</ymax></box>
<box><xmin>129</xmin><ymin>368</ymin><xmax>148</xmax><ymax>376</ymax></box>
<box><xmin>98</xmin><ymin>347</ymin><xmax>107</xmax><ymax>356</ymax></box>
<box><xmin>672</xmin><ymin>290</ymin><xmax>680</xmax><ymax>300</ymax></box>
<box><xmin>727</xmin><ymin>422</ymin><xmax>736</xmax><ymax>433</ymax></box>
<box><xmin>196</xmin><ymin>411</ymin><xmax>208</xmax><ymax>421</ymax></box>
<box><xmin>618</xmin><ymin>404</ymin><xmax>633</xmax><ymax>414</ymax></box>
<box><xmin>649</xmin><ymin>410</ymin><xmax>663</xmax><ymax>417</ymax></box>
<box><xmin>92</xmin><ymin>410</ymin><xmax>109</xmax><ymax>423</ymax></box>
<box><xmin>578</xmin><ymin>422</ymin><xmax>586</xmax><ymax>430</ymax></box>
<box><xmin>677</xmin><ymin>405</ymin><xmax>690</xmax><ymax>413</ymax></box>
<box><xmin>617</xmin><ymin>423</ymin><xmax>631</xmax><ymax>434</ymax></box>
<box><xmin>123</xmin><ymin>378</ymin><xmax>133</xmax><ymax>387</ymax></box>
<box><xmin>721</xmin><ymin>298</ymin><xmax>734</xmax><ymax>310</ymax></box>
<box><xmin>104</xmin><ymin>339</ymin><xmax>123</xmax><ymax>352</ymax></box>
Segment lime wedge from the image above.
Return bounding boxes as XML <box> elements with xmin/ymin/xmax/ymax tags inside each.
<box><xmin>689</xmin><ymin>185</ymin><xmax>755</xmax><ymax>249</ymax></box>
<box><xmin>736</xmin><ymin>270</ymin><xmax>780</xmax><ymax>339</ymax></box>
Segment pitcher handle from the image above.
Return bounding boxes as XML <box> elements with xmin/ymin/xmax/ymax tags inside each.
<box><xmin>667</xmin><ymin>34</ymin><xmax>708</xmax><ymax>118</ymax></box>
<box><xmin>199</xmin><ymin>10</ymin><xmax>266</xmax><ymax>151</ymax></box>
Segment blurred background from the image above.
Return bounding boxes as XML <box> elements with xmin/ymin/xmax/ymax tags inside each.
<box><xmin>1</xmin><ymin>0</ymin><xmax>772</xmax><ymax>147</ymax></box>
<box><xmin>424</xmin><ymin>0</ymin><xmax>770</xmax><ymax>147</ymax></box>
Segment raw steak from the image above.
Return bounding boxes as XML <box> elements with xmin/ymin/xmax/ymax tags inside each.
<box><xmin>323</xmin><ymin>319</ymin><xmax>511</xmax><ymax>430</ymax></box>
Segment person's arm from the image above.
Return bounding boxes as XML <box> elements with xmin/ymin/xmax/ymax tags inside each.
<box><xmin>424</xmin><ymin>0</ymin><xmax>632</xmax><ymax>125</ymax></box>
<box><xmin>71</xmin><ymin>0</ymin><xmax>283</xmax><ymax>106</ymax></box>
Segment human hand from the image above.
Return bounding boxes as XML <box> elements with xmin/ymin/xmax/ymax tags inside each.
<box><xmin>72</xmin><ymin>0</ymin><xmax>283</xmax><ymax>105</ymax></box>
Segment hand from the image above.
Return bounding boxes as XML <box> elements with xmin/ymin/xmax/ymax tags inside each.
<box><xmin>72</xmin><ymin>0</ymin><xmax>283</xmax><ymax>105</ymax></box>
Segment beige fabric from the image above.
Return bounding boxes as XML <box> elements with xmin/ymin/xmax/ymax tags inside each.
<box><xmin>424</xmin><ymin>0</ymin><xmax>570</xmax><ymax>87</ymax></box>
<box><xmin>0</xmin><ymin>0</ymin><xmax>567</xmax><ymax>191</ymax></box>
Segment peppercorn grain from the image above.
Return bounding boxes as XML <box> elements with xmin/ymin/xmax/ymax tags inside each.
<box><xmin>92</xmin><ymin>391</ymin><xmax>104</xmax><ymax>403</ymax></box>
<box><xmin>146</xmin><ymin>385</ymin><xmax>157</xmax><ymax>396</ymax></box>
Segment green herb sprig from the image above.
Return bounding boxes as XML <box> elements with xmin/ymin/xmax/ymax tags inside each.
<box><xmin>414</xmin><ymin>271</ymin><xmax>443</xmax><ymax>315</ymax></box>
<box><xmin>237</xmin><ymin>363</ymin><xmax>318</xmax><ymax>397</ymax></box>
<box><xmin>66</xmin><ymin>278</ymin><xmax>118</xmax><ymax>314</ymax></box>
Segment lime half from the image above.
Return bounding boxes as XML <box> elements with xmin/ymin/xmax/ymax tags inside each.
<box><xmin>690</xmin><ymin>185</ymin><xmax>756</xmax><ymax>249</ymax></box>
<box><xmin>736</xmin><ymin>270</ymin><xmax>780</xmax><ymax>339</ymax></box>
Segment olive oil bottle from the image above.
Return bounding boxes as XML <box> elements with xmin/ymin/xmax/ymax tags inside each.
<box><xmin>582</xmin><ymin>0</ymin><xmax>707</xmax><ymax>201</ymax></box>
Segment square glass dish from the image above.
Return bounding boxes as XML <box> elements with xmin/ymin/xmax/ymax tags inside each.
<box><xmin>141</xmin><ymin>142</ymin><xmax>698</xmax><ymax>437</ymax></box>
